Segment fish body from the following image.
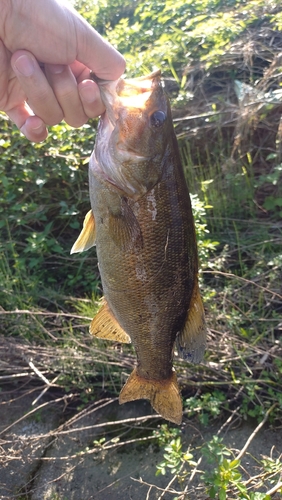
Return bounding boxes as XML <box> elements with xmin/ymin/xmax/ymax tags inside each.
<box><xmin>72</xmin><ymin>71</ymin><xmax>206</xmax><ymax>424</ymax></box>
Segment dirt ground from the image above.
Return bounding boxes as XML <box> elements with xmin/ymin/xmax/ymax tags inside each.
<box><xmin>0</xmin><ymin>381</ymin><xmax>281</xmax><ymax>500</ymax></box>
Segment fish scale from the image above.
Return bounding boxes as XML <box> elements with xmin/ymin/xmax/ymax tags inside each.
<box><xmin>71</xmin><ymin>70</ymin><xmax>207</xmax><ymax>424</ymax></box>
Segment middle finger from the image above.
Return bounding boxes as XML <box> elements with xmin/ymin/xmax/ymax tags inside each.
<box><xmin>45</xmin><ymin>64</ymin><xmax>88</xmax><ymax>128</ymax></box>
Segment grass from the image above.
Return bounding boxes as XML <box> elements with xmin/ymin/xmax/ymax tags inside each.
<box><xmin>1</xmin><ymin>26</ymin><xmax>282</xmax><ymax>498</ymax></box>
<box><xmin>1</xmin><ymin>143</ymin><xmax>281</xmax><ymax>497</ymax></box>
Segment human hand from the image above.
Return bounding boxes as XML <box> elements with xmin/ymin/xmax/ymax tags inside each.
<box><xmin>1</xmin><ymin>0</ymin><xmax>125</xmax><ymax>142</ymax></box>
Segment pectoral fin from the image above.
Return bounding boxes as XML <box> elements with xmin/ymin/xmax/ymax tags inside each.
<box><xmin>90</xmin><ymin>299</ymin><xmax>131</xmax><ymax>344</ymax></box>
<box><xmin>176</xmin><ymin>284</ymin><xmax>207</xmax><ymax>363</ymax></box>
<box><xmin>71</xmin><ymin>210</ymin><xmax>96</xmax><ymax>254</ymax></box>
<box><xmin>109</xmin><ymin>198</ymin><xmax>142</xmax><ymax>252</ymax></box>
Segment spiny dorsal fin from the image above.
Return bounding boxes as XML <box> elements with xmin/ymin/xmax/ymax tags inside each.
<box><xmin>176</xmin><ymin>283</ymin><xmax>207</xmax><ymax>363</ymax></box>
<box><xmin>70</xmin><ymin>210</ymin><xmax>96</xmax><ymax>254</ymax></box>
<box><xmin>90</xmin><ymin>299</ymin><xmax>131</xmax><ymax>344</ymax></box>
<box><xmin>119</xmin><ymin>367</ymin><xmax>182</xmax><ymax>425</ymax></box>
<box><xmin>109</xmin><ymin>198</ymin><xmax>142</xmax><ymax>252</ymax></box>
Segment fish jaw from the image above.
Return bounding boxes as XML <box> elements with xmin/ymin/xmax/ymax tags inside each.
<box><xmin>90</xmin><ymin>70</ymin><xmax>170</xmax><ymax>199</ymax></box>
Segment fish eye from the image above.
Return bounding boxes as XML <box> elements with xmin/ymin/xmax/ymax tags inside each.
<box><xmin>150</xmin><ymin>110</ymin><xmax>166</xmax><ymax>127</ymax></box>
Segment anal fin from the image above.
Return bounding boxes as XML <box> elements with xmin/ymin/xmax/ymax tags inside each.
<box><xmin>90</xmin><ymin>299</ymin><xmax>131</xmax><ymax>344</ymax></box>
<box><xmin>119</xmin><ymin>368</ymin><xmax>182</xmax><ymax>425</ymax></box>
<box><xmin>71</xmin><ymin>210</ymin><xmax>96</xmax><ymax>254</ymax></box>
<box><xmin>176</xmin><ymin>283</ymin><xmax>207</xmax><ymax>363</ymax></box>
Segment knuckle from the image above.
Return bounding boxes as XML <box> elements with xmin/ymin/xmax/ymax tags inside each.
<box><xmin>64</xmin><ymin>114</ymin><xmax>87</xmax><ymax>128</ymax></box>
<box><xmin>45</xmin><ymin>110</ymin><xmax>64</xmax><ymax>126</ymax></box>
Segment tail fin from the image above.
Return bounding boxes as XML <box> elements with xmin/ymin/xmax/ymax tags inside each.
<box><xmin>119</xmin><ymin>368</ymin><xmax>182</xmax><ymax>425</ymax></box>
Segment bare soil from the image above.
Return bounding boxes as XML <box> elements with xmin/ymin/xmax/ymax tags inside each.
<box><xmin>0</xmin><ymin>381</ymin><xmax>281</xmax><ymax>500</ymax></box>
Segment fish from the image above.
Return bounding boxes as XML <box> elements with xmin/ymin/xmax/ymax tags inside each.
<box><xmin>71</xmin><ymin>70</ymin><xmax>206</xmax><ymax>424</ymax></box>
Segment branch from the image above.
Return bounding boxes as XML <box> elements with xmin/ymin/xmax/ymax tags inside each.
<box><xmin>235</xmin><ymin>404</ymin><xmax>277</xmax><ymax>461</ymax></box>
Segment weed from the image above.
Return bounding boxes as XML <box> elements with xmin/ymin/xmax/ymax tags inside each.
<box><xmin>156</xmin><ymin>436</ymin><xmax>197</xmax><ymax>483</ymax></box>
<box><xmin>153</xmin><ymin>423</ymin><xmax>181</xmax><ymax>447</ymax></box>
<box><xmin>255</xmin><ymin>153</ymin><xmax>282</xmax><ymax>217</ymax></box>
<box><xmin>1</xmin><ymin>1</ymin><xmax>282</xmax><ymax>498</ymax></box>
<box><xmin>201</xmin><ymin>437</ymin><xmax>245</xmax><ymax>499</ymax></box>
<box><xmin>190</xmin><ymin>193</ymin><xmax>219</xmax><ymax>266</ymax></box>
<box><xmin>154</xmin><ymin>429</ymin><xmax>280</xmax><ymax>500</ymax></box>
<box><xmin>185</xmin><ymin>390</ymin><xmax>227</xmax><ymax>426</ymax></box>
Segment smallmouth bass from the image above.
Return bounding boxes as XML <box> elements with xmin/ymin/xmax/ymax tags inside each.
<box><xmin>72</xmin><ymin>70</ymin><xmax>206</xmax><ymax>424</ymax></box>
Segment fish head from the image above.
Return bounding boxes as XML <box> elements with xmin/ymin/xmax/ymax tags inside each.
<box><xmin>91</xmin><ymin>70</ymin><xmax>172</xmax><ymax>199</ymax></box>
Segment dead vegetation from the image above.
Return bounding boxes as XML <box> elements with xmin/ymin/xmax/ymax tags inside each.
<box><xmin>1</xmin><ymin>16</ymin><xmax>282</xmax><ymax>500</ymax></box>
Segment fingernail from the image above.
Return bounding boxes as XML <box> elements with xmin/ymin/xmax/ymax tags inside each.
<box><xmin>48</xmin><ymin>64</ymin><xmax>65</xmax><ymax>74</ymax></box>
<box><xmin>31</xmin><ymin>123</ymin><xmax>46</xmax><ymax>133</ymax></box>
<box><xmin>79</xmin><ymin>82</ymin><xmax>96</xmax><ymax>103</ymax></box>
<box><xmin>14</xmin><ymin>55</ymin><xmax>34</xmax><ymax>77</ymax></box>
<box><xmin>25</xmin><ymin>116</ymin><xmax>46</xmax><ymax>134</ymax></box>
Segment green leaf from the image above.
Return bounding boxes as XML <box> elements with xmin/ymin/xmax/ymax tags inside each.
<box><xmin>219</xmin><ymin>488</ymin><xmax>226</xmax><ymax>500</ymax></box>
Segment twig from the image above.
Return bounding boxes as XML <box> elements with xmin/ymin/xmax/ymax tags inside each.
<box><xmin>0</xmin><ymin>372</ymin><xmax>35</xmax><ymax>380</ymax></box>
<box><xmin>21</xmin><ymin>358</ymin><xmax>61</xmax><ymax>405</ymax></box>
<box><xmin>28</xmin><ymin>359</ymin><xmax>52</xmax><ymax>385</ymax></box>
<box><xmin>217</xmin><ymin>405</ymin><xmax>243</xmax><ymax>437</ymax></box>
<box><xmin>188</xmin><ymin>456</ymin><xmax>203</xmax><ymax>486</ymax></box>
<box><xmin>32</xmin><ymin>374</ymin><xmax>60</xmax><ymax>406</ymax></box>
<box><xmin>30</xmin><ymin>312</ymin><xmax>58</xmax><ymax>340</ymax></box>
<box><xmin>158</xmin><ymin>462</ymin><xmax>185</xmax><ymax>499</ymax></box>
<box><xmin>131</xmin><ymin>477</ymin><xmax>181</xmax><ymax>495</ymax></box>
<box><xmin>0</xmin><ymin>394</ymin><xmax>76</xmax><ymax>436</ymax></box>
<box><xmin>0</xmin><ymin>309</ymin><xmax>92</xmax><ymax>320</ymax></box>
<box><xmin>51</xmin><ymin>413</ymin><xmax>160</xmax><ymax>437</ymax></box>
<box><xmin>146</xmin><ymin>485</ymin><xmax>153</xmax><ymax>500</ymax></box>
<box><xmin>203</xmin><ymin>271</ymin><xmax>282</xmax><ymax>301</ymax></box>
<box><xmin>265</xmin><ymin>480</ymin><xmax>282</xmax><ymax>496</ymax></box>
<box><xmin>55</xmin><ymin>397</ymin><xmax>116</xmax><ymax>430</ymax></box>
<box><xmin>23</xmin><ymin>411</ymin><xmax>160</xmax><ymax>442</ymax></box>
<box><xmin>235</xmin><ymin>403</ymin><xmax>277</xmax><ymax>461</ymax></box>
<box><xmin>41</xmin><ymin>435</ymin><xmax>156</xmax><ymax>461</ymax></box>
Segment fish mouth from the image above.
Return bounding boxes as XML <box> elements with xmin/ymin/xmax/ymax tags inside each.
<box><xmin>91</xmin><ymin>70</ymin><xmax>162</xmax><ymax>128</ymax></box>
<box><xmin>91</xmin><ymin>70</ymin><xmax>165</xmax><ymax>198</ymax></box>
<box><xmin>93</xmin><ymin>70</ymin><xmax>162</xmax><ymax>161</ymax></box>
<box><xmin>117</xmin><ymin>70</ymin><xmax>161</xmax><ymax>110</ymax></box>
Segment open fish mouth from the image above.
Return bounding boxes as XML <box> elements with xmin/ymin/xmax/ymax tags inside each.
<box><xmin>91</xmin><ymin>69</ymin><xmax>162</xmax><ymax>127</ymax></box>
<box><xmin>90</xmin><ymin>70</ymin><xmax>166</xmax><ymax>197</ymax></box>
<box><xmin>117</xmin><ymin>70</ymin><xmax>161</xmax><ymax>108</ymax></box>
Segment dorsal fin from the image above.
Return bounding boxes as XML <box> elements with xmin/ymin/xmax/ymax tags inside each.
<box><xmin>90</xmin><ymin>299</ymin><xmax>131</xmax><ymax>344</ymax></box>
<box><xmin>176</xmin><ymin>283</ymin><xmax>207</xmax><ymax>363</ymax></box>
<box><xmin>70</xmin><ymin>210</ymin><xmax>96</xmax><ymax>254</ymax></box>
